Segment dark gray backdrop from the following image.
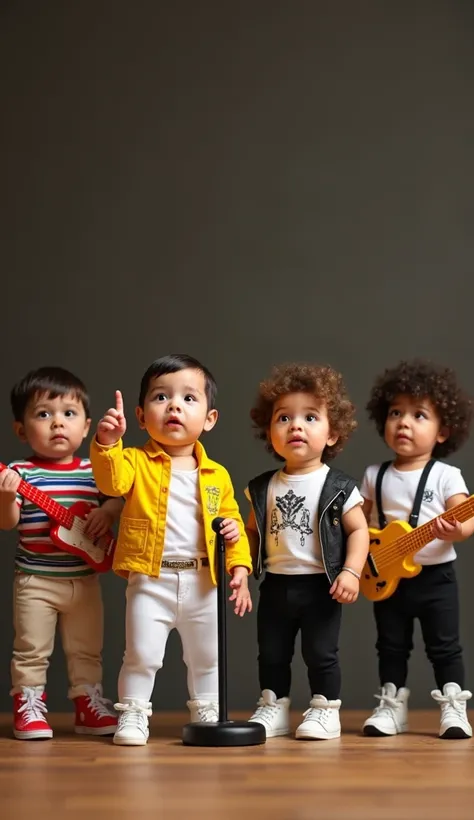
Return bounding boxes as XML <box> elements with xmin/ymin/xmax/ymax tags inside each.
<box><xmin>1</xmin><ymin>1</ymin><xmax>473</xmax><ymax>711</ymax></box>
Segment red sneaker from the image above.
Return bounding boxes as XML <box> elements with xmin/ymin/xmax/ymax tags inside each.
<box><xmin>74</xmin><ymin>684</ymin><xmax>117</xmax><ymax>735</ymax></box>
<box><xmin>13</xmin><ymin>686</ymin><xmax>53</xmax><ymax>740</ymax></box>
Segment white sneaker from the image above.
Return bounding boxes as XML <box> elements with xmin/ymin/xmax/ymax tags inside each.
<box><xmin>431</xmin><ymin>682</ymin><xmax>472</xmax><ymax>739</ymax></box>
<box><xmin>295</xmin><ymin>695</ymin><xmax>341</xmax><ymax>740</ymax></box>
<box><xmin>187</xmin><ymin>700</ymin><xmax>219</xmax><ymax>723</ymax></box>
<box><xmin>113</xmin><ymin>698</ymin><xmax>152</xmax><ymax>746</ymax></box>
<box><xmin>363</xmin><ymin>683</ymin><xmax>409</xmax><ymax>736</ymax></box>
<box><xmin>249</xmin><ymin>689</ymin><xmax>290</xmax><ymax>737</ymax></box>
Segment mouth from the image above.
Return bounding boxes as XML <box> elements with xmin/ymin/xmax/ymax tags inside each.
<box><xmin>166</xmin><ymin>418</ymin><xmax>183</xmax><ymax>428</ymax></box>
<box><xmin>396</xmin><ymin>434</ymin><xmax>411</xmax><ymax>442</ymax></box>
<box><xmin>288</xmin><ymin>437</ymin><xmax>306</xmax><ymax>445</ymax></box>
<box><xmin>51</xmin><ymin>435</ymin><xmax>68</xmax><ymax>442</ymax></box>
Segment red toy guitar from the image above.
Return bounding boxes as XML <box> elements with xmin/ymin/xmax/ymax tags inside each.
<box><xmin>0</xmin><ymin>462</ymin><xmax>115</xmax><ymax>573</ymax></box>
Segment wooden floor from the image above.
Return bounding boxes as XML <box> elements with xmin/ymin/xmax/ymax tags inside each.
<box><xmin>0</xmin><ymin>711</ymin><xmax>473</xmax><ymax>820</ymax></box>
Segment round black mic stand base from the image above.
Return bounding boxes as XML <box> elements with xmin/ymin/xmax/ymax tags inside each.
<box><xmin>182</xmin><ymin>720</ymin><xmax>265</xmax><ymax>747</ymax></box>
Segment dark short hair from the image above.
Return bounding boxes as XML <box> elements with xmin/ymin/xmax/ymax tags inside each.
<box><xmin>250</xmin><ymin>362</ymin><xmax>357</xmax><ymax>462</ymax></box>
<box><xmin>367</xmin><ymin>359</ymin><xmax>472</xmax><ymax>457</ymax></box>
<box><xmin>138</xmin><ymin>354</ymin><xmax>217</xmax><ymax>410</ymax></box>
<box><xmin>11</xmin><ymin>366</ymin><xmax>91</xmax><ymax>422</ymax></box>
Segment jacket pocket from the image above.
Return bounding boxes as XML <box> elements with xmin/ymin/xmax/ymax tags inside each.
<box><xmin>118</xmin><ymin>517</ymin><xmax>149</xmax><ymax>556</ymax></box>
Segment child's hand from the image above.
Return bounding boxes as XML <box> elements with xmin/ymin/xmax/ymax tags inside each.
<box><xmin>97</xmin><ymin>390</ymin><xmax>127</xmax><ymax>446</ymax></box>
<box><xmin>219</xmin><ymin>518</ymin><xmax>241</xmax><ymax>544</ymax></box>
<box><xmin>83</xmin><ymin>506</ymin><xmax>113</xmax><ymax>539</ymax></box>
<box><xmin>330</xmin><ymin>570</ymin><xmax>359</xmax><ymax>603</ymax></box>
<box><xmin>0</xmin><ymin>468</ymin><xmax>21</xmax><ymax>501</ymax></box>
<box><xmin>229</xmin><ymin>566</ymin><xmax>252</xmax><ymax>616</ymax></box>
<box><xmin>432</xmin><ymin>515</ymin><xmax>463</xmax><ymax>543</ymax></box>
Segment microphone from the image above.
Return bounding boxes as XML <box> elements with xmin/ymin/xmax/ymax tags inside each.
<box><xmin>212</xmin><ymin>517</ymin><xmax>225</xmax><ymax>533</ymax></box>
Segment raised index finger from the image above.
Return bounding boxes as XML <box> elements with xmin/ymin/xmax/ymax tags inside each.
<box><xmin>115</xmin><ymin>390</ymin><xmax>124</xmax><ymax>416</ymax></box>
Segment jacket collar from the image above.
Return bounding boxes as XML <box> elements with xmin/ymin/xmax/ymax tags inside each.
<box><xmin>143</xmin><ymin>438</ymin><xmax>215</xmax><ymax>470</ymax></box>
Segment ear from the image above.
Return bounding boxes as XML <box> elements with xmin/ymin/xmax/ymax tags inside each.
<box><xmin>13</xmin><ymin>421</ymin><xmax>27</xmax><ymax>443</ymax></box>
<box><xmin>135</xmin><ymin>406</ymin><xmax>147</xmax><ymax>430</ymax></box>
<box><xmin>203</xmin><ymin>408</ymin><xmax>218</xmax><ymax>433</ymax></box>
<box><xmin>437</xmin><ymin>426</ymin><xmax>449</xmax><ymax>444</ymax></box>
<box><xmin>327</xmin><ymin>432</ymin><xmax>339</xmax><ymax>448</ymax></box>
<box><xmin>82</xmin><ymin>418</ymin><xmax>91</xmax><ymax>439</ymax></box>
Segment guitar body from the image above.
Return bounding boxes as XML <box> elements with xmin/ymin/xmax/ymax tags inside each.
<box><xmin>50</xmin><ymin>500</ymin><xmax>115</xmax><ymax>573</ymax></box>
<box><xmin>360</xmin><ymin>521</ymin><xmax>422</xmax><ymax>602</ymax></box>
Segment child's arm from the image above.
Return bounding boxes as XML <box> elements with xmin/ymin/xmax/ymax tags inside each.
<box><xmin>329</xmin><ymin>504</ymin><xmax>369</xmax><ymax>604</ymax></box>
<box><xmin>432</xmin><ymin>493</ymin><xmax>474</xmax><ymax>542</ymax></box>
<box><xmin>0</xmin><ymin>468</ymin><xmax>21</xmax><ymax>530</ymax></box>
<box><xmin>83</xmin><ymin>497</ymin><xmax>124</xmax><ymax>539</ymax></box>
<box><xmin>218</xmin><ymin>474</ymin><xmax>253</xmax><ymax>617</ymax></box>
<box><xmin>90</xmin><ymin>390</ymin><xmax>136</xmax><ymax>497</ymax></box>
<box><xmin>361</xmin><ymin>497</ymin><xmax>372</xmax><ymax>523</ymax></box>
<box><xmin>245</xmin><ymin>506</ymin><xmax>260</xmax><ymax>569</ymax></box>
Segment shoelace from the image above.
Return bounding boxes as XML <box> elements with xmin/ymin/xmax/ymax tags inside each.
<box><xmin>195</xmin><ymin>704</ymin><xmax>219</xmax><ymax>722</ymax></box>
<box><xmin>431</xmin><ymin>691</ymin><xmax>471</xmax><ymax>714</ymax></box>
<box><xmin>372</xmin><ymin>692</ymin><xmax>401</xmax><ymax>717</ymax></box>
<box><xmin>302</xmin><ymin>707</ymin><xmax>331</xmax><ymax>725</ymax></box>
<box><xmin>252</xmin><ymin>699</ymin><xmax>280</xmax><ymax>726</ymax></box>
<box><xmin>18</xmin><ymin>689</ymin><xmax>48</xmax><ymax>725</ymax></box>
<box><xmin>84</xmin><ymin>686</ymin><xmax>116</xmax><ymax>719</ymax></box>
<box><xmin>115</xmin><ymin>702</ymin><xmax>152</xmax><ymax>732</ymax></box>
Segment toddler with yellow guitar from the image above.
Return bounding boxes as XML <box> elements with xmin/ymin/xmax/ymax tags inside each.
<box><xmin>360</xmin><ymin>359</ymin><xmax>474</xmax><ymax>739</ymax></box>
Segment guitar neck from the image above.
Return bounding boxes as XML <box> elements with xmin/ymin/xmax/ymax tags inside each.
<box><xmin>17</xmin><ymin>477</ymin><xmax>75</xmax><ymax>529</ymax></box>
<box><xmin>384</xmin><ymin>496</ymin><xmax>474</xmax><ymax>565</ymax></box>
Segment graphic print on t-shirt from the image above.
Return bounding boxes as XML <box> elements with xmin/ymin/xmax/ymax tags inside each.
<box><xmin>423</xmin><ymin>488</ymin><xmax>434</xmax><ymax>503</ymax></box>
<box><xmin>270</xmin><ymin>489</ymin><xmax>313</xmax><ymax>547</ymax></box>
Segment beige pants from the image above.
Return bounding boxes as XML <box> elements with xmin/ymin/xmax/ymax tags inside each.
<box><xmin>12</xmin><ymin>572</ymin><xmax>104</xmax><ymax>699</ymax></box>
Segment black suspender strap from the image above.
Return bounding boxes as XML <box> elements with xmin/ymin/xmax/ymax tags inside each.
<box><xmin>374</xmin><ymin>458</ymin><xmax>437</xmax><ymax>530</ymax></box>
<box><xmin>408</xmin><ymin>458</ymin><xmax>436</xmax><ymax>528</ymax></box>
<box><xmin>375</xmin><ymin>461</ymin><xmax>391</xmax><ymax>530</ymax></box>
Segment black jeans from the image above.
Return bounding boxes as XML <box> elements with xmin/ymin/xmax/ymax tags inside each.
<box><xmin>257</xmin><ymin>573</ymin><xmax>342</xmax><ymax>700</ymax></box>
<box><xmin>374</xmin><ymin>561</ymin><xmax>464</xmax><ymax>690</ymax></box>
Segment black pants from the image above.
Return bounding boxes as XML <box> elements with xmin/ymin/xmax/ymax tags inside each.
<box><xmin>257</xmin><ymin>573</ymin><xmax>342</xmax><ymax>700</ymax></box>
<box><xmin>374</xmin><ymin>561</ymin><xmax>464</xmax><ymax>690</ymax></box>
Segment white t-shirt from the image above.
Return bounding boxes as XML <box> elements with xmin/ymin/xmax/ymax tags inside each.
<box><xmin>162</xmin><ymin>469</ymin><xmax>206</xmax><ymax>559</ymax></box>
<box><xmin>360</xmin><ymin>461</ymin><xmax>469</xmax><ymax>565</ymax></box>
<box><xmin>264</xmin><ymin>464</ymin><xmax>363</xmax><ymax>575</ymax></box>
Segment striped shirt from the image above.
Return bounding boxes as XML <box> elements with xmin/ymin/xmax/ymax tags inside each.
<box><xmin>9</xmin><ymin>457</ymin><xmax>101</xmax><ymax>577</ymax></box>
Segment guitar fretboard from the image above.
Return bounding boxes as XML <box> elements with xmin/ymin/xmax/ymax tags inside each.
<box><xmin>376</xmin><ymin>495</ymin><xmax>474</xmax><ymax>569</ymax></box>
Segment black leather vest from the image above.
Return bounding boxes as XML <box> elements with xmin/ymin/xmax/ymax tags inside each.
<box><xmin>247</xmin><ymin>467</ymin><xmax>357</xmax><ymax>584</ymax></box>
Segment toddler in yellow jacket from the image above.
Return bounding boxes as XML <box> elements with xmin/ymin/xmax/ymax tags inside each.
<box><xmin>90</xmin><ymin>353</ymin><xmax>252</xmax><ymax>745</ymax></box>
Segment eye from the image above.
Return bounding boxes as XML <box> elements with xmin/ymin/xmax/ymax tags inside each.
<box><xmin>415</xmin><ymin>411</ymin><xmax>427</xmax><ymax>420</ymax></box>
<box><xmin>306</xmin><ymin>414</ymin><xmax>317</xmax><ymax>422</ymax></box>
<box><xmin>184</xmin><ymin>394</ymin><xmax>196</xmax><ymax>402</ymax></box>
<box><xmin>155</xmin><ymin>393</ymin><xmax>167</xmax><ymax>402</ymax></box>
<box><xmin>277</xmin><ymin>414</ymin><xmax>290</xmax><ymax>423</ymax></box>
<box><xmin>37</xmin><ymin>411</ymin><xmax>50</xmax><ymax>419</ymax></box>
<box><xmin>389</xmin><ymin>409</ymin><xmax>400</xmax><ymax>418</ymax></box>
<box><xmin>64</xmin><ymin>410</ymin><xmax>77</xmax><ymax>418</ymax></box>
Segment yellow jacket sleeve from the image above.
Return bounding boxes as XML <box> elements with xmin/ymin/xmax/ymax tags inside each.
<box><xmin>219</xmin><ymin>470</ymin><xmax>252</xmax><ymax>575</ymax></box>
<box><xmin>89</xmin><ymin>436</ymin><xmax>136</xmax><ymax>497</ymax></box>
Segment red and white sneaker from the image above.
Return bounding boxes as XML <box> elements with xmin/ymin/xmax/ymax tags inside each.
<box><xmin>13</xmin><ymin>686</ymin><xmax>53</xmax><ymax>740</ymax></box>
<box><xmin>74</xmin><ymin>683</ymin><xmax>117</xmax><ymax>736</ymax></box>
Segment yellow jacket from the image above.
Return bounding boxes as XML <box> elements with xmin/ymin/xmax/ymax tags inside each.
<box><xmin>90</xmin><ymin>436</ymin><xmax>252</xmax><ymax>583</ymax></box>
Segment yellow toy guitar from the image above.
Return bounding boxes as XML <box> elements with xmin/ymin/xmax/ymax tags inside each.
<box><xmin>360</xmin><ymin>495</ymin><xmax>474</xmax><ymax>601</ymax></box>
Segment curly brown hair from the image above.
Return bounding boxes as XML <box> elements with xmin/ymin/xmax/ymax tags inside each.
<box><xmin>250</xmin><ymin>363</ymin><xmax>357</xmax><ymax>462</ymax></box>
<box><xmin>367</xmin><ymin>359</ymin><xmax>472</xmax><ymax>457</ymax></box>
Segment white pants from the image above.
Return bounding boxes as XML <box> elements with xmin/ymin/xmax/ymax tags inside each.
<box><xmin>118</xmin><ymin>569</ymin><xmax>218</xmax><ymax>703</ymax></box>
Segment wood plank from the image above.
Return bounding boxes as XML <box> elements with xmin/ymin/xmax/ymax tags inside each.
<box><xmin>0</xmin><ymin>712</ymin><xmax>472</xmax><ymax>820</ymax></box>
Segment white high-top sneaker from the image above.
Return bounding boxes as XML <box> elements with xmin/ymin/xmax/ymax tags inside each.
<box><xmin>362</xmin><ymin>683</ymin><xmax>409</xmax><ymax>736</ymax></box>
<box><xmin>431</xmin><ymin>682</ymin><xmax>472</xmax><ymax>739</ymax></box>
<box><xmin>113</xmin><ymin>698</ymin><xmax>152</xmax><ymax>746</ymax></box>
<box><xmin>295</xmin><ymin>695</ymin><xmax>341</xmax><ymax>740</ymax></box>
<box><xmin>249</xmin><ymin>689</ymin><xmax>290</xmax><ymax>737</ymax></box>
<box><xmin>187</xmin><ymin>700</ymin><xmax>219</xmax><ymax>723</ymax></box>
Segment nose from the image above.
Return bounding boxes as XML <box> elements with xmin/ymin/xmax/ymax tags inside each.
<box><xmin>289</xmin><ymin>418</ymin><xmax>303</xmax><ymax>431</ymax></box>
<box><xmin>51</xmin><ymin>414</ymin><xmax>65</xmax><ymax>428</ymax></box>
<box><xmin>397</xmin><ymin>413</ymin><xmax>409</xmax><ymax>428</ymax></box>
<box><xmin>168</xmin><ymin>399</ymin><xmax>182</xmax><ymax>414</ymax></box>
